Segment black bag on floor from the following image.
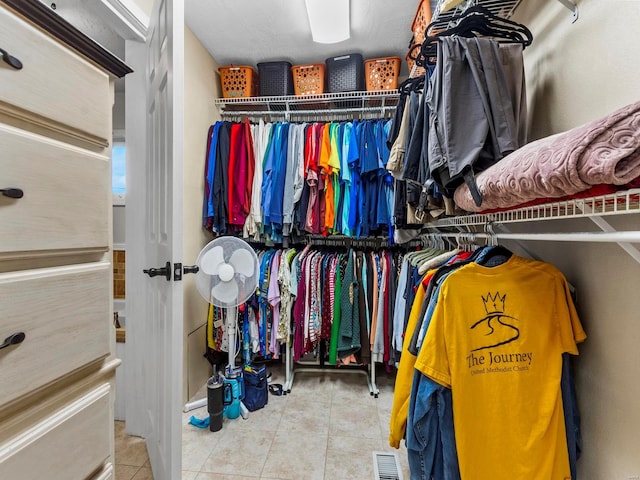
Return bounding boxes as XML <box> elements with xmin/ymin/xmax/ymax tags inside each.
<box><xmin>243</xmin><ymin>365</ymin><xmax>268</xmax><ymax>411</ymax></box>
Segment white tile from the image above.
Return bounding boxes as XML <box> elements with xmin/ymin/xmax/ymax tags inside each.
<box><xmin>378</xmin><ymin>409</ymin><xmax>393</xmax><ymax>441</ymax></box>
<box><xmin>329</xmin><ymin>403</ymin><xmax>382</xmax><ymax>439</ymax></box>
<box><xmin>115</xmin><ymin>431</ymin><xmax>150</xmax><ymax>467</ymax></box>
<box><xmin>131</xmin><ymin>467</ymin><xmax>154</xmax><ymax>480</ymax></box>
<box><xmin>285</xmin><ymin>372</ymin><xmax>334</xmax><ymax>404</ymax></box>
<box><xmin>327</xmin><ymin>435</ymin><xmax>384</xmax><ymax>452</ymax></box>
<box><xmin>200</xmin><ymin>428</ymin><xmax>275</xmax><ymax>476</ymax></box>
<box><xmin>115</xmin><ymin>465</ymin><xmax>140</xmax><ymax>480</ymax></box>
<box><xmin>260</xmin><ymin>431</ymin><xmax>327</xmax><ymax>480</ymax></box>
<box><xmin>195</xmin><ymin>473</ymin><xmax>259</xmax><ymax>480</ymax></box>
<box><xmin>324</xmin><ymin>446</ymin><xmax>376</xmax><ymax>479</ymax></box>
<box><xmin>182</xmin><ymin>471</ymin><xmax>198</xmax><ymax>480</ymax></box>
<box><xmin>276</xmin><ymin>400</ymin><xmax>331</xmax><ymax>436</ymax></box>
<box><xmin>182</xmin><ymin>423</ymin><xmax>221</xmax><ymax>472</ymax></box>
<box><xmin>330</xmin><ymin>373</ymin><xmax>378</xmax><ymax>405</ymax></box>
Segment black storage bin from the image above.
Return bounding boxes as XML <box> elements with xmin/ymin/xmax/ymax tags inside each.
<box><xmin>325</xmin><ymin>53</ymin><xmax>364</xmax><ymax>93</ymax></box>
<box><xmin>257</xmin><ymin>61</ymin><xmax>294</xmax><ymax>96</ymax></box>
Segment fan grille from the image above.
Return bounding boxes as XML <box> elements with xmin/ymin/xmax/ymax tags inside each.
<box><xmin>194</xmin><ymin>236</ymin><xmax>259</xmax><ymax>308</ymax></box>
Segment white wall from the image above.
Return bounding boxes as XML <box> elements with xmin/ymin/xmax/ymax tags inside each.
<box><xmin>129</xmin><ymin>0</ymin><xmax>154</xmax><ymax>17</ymax></box>
<box><xmin>113</xmin><ymin>206</ymin><xmax>126</xmax><ymax>245</ymax></box>
<box><xmin>511</xmin><ymin>2</ymin><xmax>640</xmax><ymax>478</ymax></box>
<box><xmin>182</xmin><ymin>26</ymin><xmax>221</xmax><ymax>402</ymax></box>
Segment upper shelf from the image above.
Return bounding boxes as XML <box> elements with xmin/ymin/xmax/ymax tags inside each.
<box><xmin>213</xmin><ymin>90</ymin><xmax>400</xmax><ymax>121</ymax></box>
<box><xmin>428</xmin><ymin>0</ymin><xmax>578</xmax><ymax>34</ymax></box>
<box><xmin>428</xmin><ymin>0</ymin><xmax>523</xmax><ymax>34</ymax></box>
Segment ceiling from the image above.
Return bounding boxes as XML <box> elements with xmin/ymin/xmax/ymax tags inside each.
<box><xmin>38</xmin><ymin>0</ymin><xmax>421</xmax><ymax>80</ymax></box>
<box><xmin>185</xmin><ymin>0</ymin><xmax>419</xmax><ymax>76</ymax></box>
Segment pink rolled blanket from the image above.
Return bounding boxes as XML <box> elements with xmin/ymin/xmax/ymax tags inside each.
<box><xmin>454</xmin><ymin>101</ymin><xmax>640</xmax><ymax>212</ymax></box>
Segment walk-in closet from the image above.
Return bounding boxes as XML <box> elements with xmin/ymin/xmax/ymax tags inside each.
<box><xmin>1</xmin><ymin>0</ymin><xmax>639</xmax><ymax>479</ymax></box>
<box><xmin>175</xmin><ymin>1</ymin><xmax>640</xmax><ymax>477</ymax></box>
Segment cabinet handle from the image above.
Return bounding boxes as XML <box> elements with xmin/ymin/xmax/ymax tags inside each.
<box><xmin>0</xmin><ymin>188</ymin><xmax>23</xmax><ymax>199</ymax></box>
<box><xmin>0</xmin><ymin>48</ymin><xmax>23</xmax><ymax>70</ymax></box>
<box><xmin>0</xmin><ymin>332</ymin><xmax>25</xmax><ymax>350</ymax></box>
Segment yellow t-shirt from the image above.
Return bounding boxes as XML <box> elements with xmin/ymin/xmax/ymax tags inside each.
<box><xmin>415</xmin><ymin>256</ymin><xmax>586</xmax><ymax>480</ymax></box>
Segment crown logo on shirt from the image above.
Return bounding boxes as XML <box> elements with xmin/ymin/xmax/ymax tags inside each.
<box><xmin>482</xmin><ymin>292</ymin><xmax>506</xmax><ymax>315</ymax></box>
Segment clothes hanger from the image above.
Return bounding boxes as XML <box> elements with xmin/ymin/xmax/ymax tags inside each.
<box><xmin>398</xmin><ymin>76</ymin><xmax>425</xmax><ymax>95</ymax></box>
<box><xmin>429</xmin><ymin>5</ymin><xmax>532</xmax><ymax>45</ymax></box>
<box><xmin>475</xmin><ymin>224</ymin><xmax>513</xmax><ymax>266</ymax></box>
<box><xmin>417</xmin><ymin>245</ymin><xmax>462</xmax><ymax>275</ymax></box>
<box><xmin>418</xmin><ymin>6</ymin><xmax>533</xmax><ymax>66</ymax></box>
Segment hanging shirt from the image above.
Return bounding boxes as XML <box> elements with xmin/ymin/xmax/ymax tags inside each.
<box><xmin>341</xmin><ymin>122</ymin><xmax>356</xmax><ymax>236</ymax></box>
<box><xmin>268</xmin><ymin>122</ymin><xmax>290</xmax><ymax>233</ymax></box>
<box><xmin>337</xmin><ymin>249</ymin><xmax>360</xmax><ymax>359</ymax></box>
<box><xmin>261</xmin><ymin>124</ymin><xmax>281</xmax><ymax>229</ymax></box>
<box><xmin>371</xmin><ymin>252</ymin><xmax>386</xmax><ymax>363</ymax></box>
<box><xmin>283</xmin><ymin>124</ymin><xmax>306</xmax><ymax>236</ymax></box>
<box><xmin>204</xmin><ymin>122</ymin><xmax>221</xmax><ymax>229</ymax></box>
<box><xmin>304</xmin><ymin>124</ymin><xmax>320</xmax><ymax>233</ymax></box>
<box><xmin>227</xmin><ymin>123</ymin><xmax>242</xmax><ymax>226</ymax></box>
<box><xmin>240</xmin><ymin>118</ymin><xmax>255</xmax><ymax>226</ymax></box>
<box><xmin>351</xmin><ymin>121</ymin><xmax>363</xmax><ymax>237</ymax></box>
<box><xmin>245</xmin><ymin>121</ymin><xmax>270</xmax><ymax>239</ymax></box>
<box><xmin>416</xmin><ymin>256</ymin><xmax>587</xmax><ymax>480</ymax></box>
<box><xmin>212</xmin><ymin>122</ymin><xmax>231</xmax><ymax>233</ymax></box>
<box><xmin>267</xmin><ymin>251</ymin><xmax>282</xmax><ymax>358</ymax></box>
<box><xmin>277</xmin><ymin>248</ymin><xmax>296</xmax><ymax>342</ymax></box>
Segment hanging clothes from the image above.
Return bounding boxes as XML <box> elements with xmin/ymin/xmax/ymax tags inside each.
<box><xmin>204</xmin><ymin>118</ymin><xmax>396</xmax><ymax>241</ymax></box>
<box><xmin>389</xmin><ymin>246</ymin><xmax>587</xmax><ymax>480</ymax></box>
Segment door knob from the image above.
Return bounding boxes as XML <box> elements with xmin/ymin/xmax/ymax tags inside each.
<box><xmin>1</xmin><ymin>188</ymin><xmax>23</xmax><ymax>199</ymax></box>
<box><xmin>0</xmin><ymin>332</ymin><xmax>25</xmax><ymax>350</ymax></box>
<box><xmin>143</xmin><ymin>261</ymin><xmax>171</xmax><ymax>281</ymax></box>
<box><xmin>0</xmin><ymin>48</ymin><xmax>23</xmax><ymax>70</ymax></box>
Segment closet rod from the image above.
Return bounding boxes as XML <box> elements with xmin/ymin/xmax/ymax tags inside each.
<box><xmin>427</xmin><ymin>230</ymin><xmax>640</xmax><ymax>243</ymax></box>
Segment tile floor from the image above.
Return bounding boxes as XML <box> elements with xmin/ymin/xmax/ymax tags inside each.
<box><xmin>114</xmin><ymin>420</ymin><xmax>153</xmax><ymax>479</ymax></box>
<box><xmin>116</xmin><ymin>363</ymin><xmax>410</xmax><ymax>480</ymax></box>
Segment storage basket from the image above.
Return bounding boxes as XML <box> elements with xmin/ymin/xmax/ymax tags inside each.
<box><xmin>364</xmin><ymin>56</ymin><xmax>401</xmax><ymax>91</ymax></box>
<box><xmin>291</xmin><ymin>63</ymin><xmax>325</xmax><ymax>96</ymax></box>
<box><xmin>411</xmin><ymin>0</ymin><xmax>432</xmax><ymax>45</ymax></box>
<box><xmin>325</xmin><ymin>53</ymin><xmax>364</xmax><ymax>93</ymax></box>
<box><xmin>257</xmin><ymin>61</ymin><xmax>294</xmax><ymax>96</ymax></box>
<box><xmin>218</xmin><ymin>65</ymin><xmax>258</xmax><ymax>98</ymax></box>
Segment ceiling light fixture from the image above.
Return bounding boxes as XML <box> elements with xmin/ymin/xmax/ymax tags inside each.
<box><xmin>304</xmin><ymin>0</ymin><xmax>350</xmax><ymax>44</ymax></box>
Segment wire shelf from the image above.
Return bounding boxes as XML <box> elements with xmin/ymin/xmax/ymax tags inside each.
<box><xmin>427</xmin><ymin>189</ymin><xmax>640</xmax><ymax>228</ymax></box>
<box><xmin>213</xmin><ymin>90</ymin><xmax>400</xmax><ymax>121</ymax></box>
<box><xmin>428</xmin><ymin>0</ymin><xmax>523</xmax><ymax>33</ymax></box>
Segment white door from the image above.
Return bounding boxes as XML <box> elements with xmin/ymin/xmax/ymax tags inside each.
<box><xmin>138</xmin><ymin>0</ymin><xmax>184</xmax><ymax>478</ymax></box>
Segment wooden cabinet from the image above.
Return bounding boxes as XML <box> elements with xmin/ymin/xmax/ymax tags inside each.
<box><xmin>0</xmin><ymin>1</ymin><xmax>130</xmax><ymax>478</ymax></box>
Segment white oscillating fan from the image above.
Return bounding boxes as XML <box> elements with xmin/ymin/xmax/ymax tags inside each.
<box><xmin>183</xmin><ymin>236</ymin><xmax>259</xmax><ymax>413</ymax></box>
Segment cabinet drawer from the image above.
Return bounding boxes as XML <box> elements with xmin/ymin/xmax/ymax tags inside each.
<box><xmin>0</xmin><ymin>124</ymin><xmax>109</xmax><ymax>256</ymax></box>
<box><xmin>0</xmin><ymin>384</ymin><xmax>111</xmax><ymax>480</ymax></box>
<box><xmin>0</xmin><ymin>263</ymin><xmax>111</xmax><ymax>407</ymax></box>
<box><xmin>0</xmin><ymin>6</ymin><xmax>111</xmax><ymax>142</ymax></box>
